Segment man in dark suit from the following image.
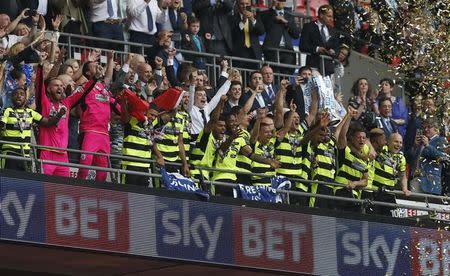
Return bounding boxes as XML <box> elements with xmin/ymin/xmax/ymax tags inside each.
<box><xmin>192</xmin><ymin>0</ymin><xmax>233</xmax><ymax>56</ymax></box>
<box><xmin>375</xmin><ymin>97</ymin><xmax>398</xmax><ymax>139</ymax></box>
<box><xmin>231</xmin><ymin>0</ymin><xmax>265</xmax><ymax>69</ymax></box>
<box><xmin>260</xmin><ymin>64</ymin><xmax>277</xmax><ymax>104</ymax></box>
<box><xmin>239</xmin><ymin>71</ymin><xmax>272</xmax><ymax>112</ymax></box>
<box><xmin>286</xmin><ymin>66</ymin><xmax>312</xmax><ymax>119</ymax></box>
<box><xmin>300</xmin><ymin>4</ymin><xmax>340</xmax><ymax>76</ymax></box>
<box><xmin>260</xmin><ymin>0</ymin><xmax>300</xmax><ymax>75</ymax></box>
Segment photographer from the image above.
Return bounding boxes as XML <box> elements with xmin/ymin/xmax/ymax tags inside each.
<box><xmin>409</xmin><ymin>118</ymin><xmax>449</xmax><ymax>195</ymax></box>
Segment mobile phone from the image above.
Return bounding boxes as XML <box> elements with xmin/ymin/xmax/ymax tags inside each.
<box><xmin>417</xmin><ymin>129</ymin><xmax>423</xmax><ymax>136</ymax></box>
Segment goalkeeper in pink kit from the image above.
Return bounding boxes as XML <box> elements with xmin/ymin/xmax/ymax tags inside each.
<box><xmin>77</xmin><ymin>52</ymin><xmax>120</xmax><ymax>182</ymax></box>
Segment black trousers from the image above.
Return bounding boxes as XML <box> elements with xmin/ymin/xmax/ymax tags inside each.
<box><xmin>214</xmin><ymin>178</ymin><xmax>235</xmax><ymax>197</ymax></box>
<box><xmin>129</xmin><ymin>30</ymin><xmax>156</xmax><ymax>57</ymax></box>
<box><xmin>121</xmin><ymin>165</ymin><xmax>150</xmax><ymax>187</ymax></box>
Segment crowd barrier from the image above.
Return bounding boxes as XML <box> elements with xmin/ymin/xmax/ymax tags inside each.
<box><xmin>0</xmin><ymin>171</ymin><xmax>449</xmax><ymax>275</ymax></box>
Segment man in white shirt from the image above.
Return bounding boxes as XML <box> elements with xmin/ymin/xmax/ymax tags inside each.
<box><xmin>90</xmin><ymin>0</ymin><xmax>125</xmax><ymax>51</ymax></box>
<box><xmin>187</xmin><ymin>70</ymin><xmax>231</xmax><ymax>136</ymax></box>
<box><xmin>127</xmin><ymin>0</ymin><xmax>170</xmax><ymax>56</ymax></box>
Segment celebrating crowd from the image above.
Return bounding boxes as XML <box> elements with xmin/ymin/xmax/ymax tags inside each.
<box><xmin>0</xmin><ymin>1</ymin><xmax>449</xmax><ymax>216</ymax></box>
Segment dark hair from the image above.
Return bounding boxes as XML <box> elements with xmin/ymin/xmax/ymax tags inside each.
<box><xmin>318</xmin><ymin>4</ymin><xmax>333</xmax><ymax>15</ymax></box>
<box><xmin>58</xmin><ymin>64</ymin><xmax>74</xmax><ymax>76</ymax></box>
<box><xmin>378</xmin><ymin>97</ymin><xmax>392</xmax><ymax>107</ymax></box>
<box><xmin>44</xmin><ymin>76</ymin><xmax>59</xmax><ymax>87</ymax></box>
<box><xmin>351</xmin><ymin>78</ymin><xmax>372</xmax><ymax>96</ymax></box>
<box><xmin>10</xmin><ymin>66</ymin><xmax>24</xmax><ymax>81</ymax></box>
<box><xmin>298</xmin><ymin>66</ymin><xmax>312</xmax><ymax>75</ymax></box>
<box><xmin>338</xmin><ymin>44</ymin><xmax>351</xmax><ymax>67</ymax></box>
<box><xmin>188</xmin><ymin>16</ymin><xmax>200</xmax><ymax>25</ymax></box>
<box><xmin>229</xmin><ymin>106</ymin><xmax>242</xmax><ymax>116</ymax></box>
<box><xmin>218</xmin><ymin>113</ymin><xmax>227</xmax><ymax>122</ymax></box>
<box><xmin>348</xmin><ymin>121</ymin><xmax>366</xmax><ymax>136</ymax></box>
<box><xmin>82</xmin><ymin>61</ymin><xmax>93</xmax><ymax>78</ymax></box>
<box><xmin>379</xmin><ymin>78</ymin><xmax>395</xmax><ymax>87</ymax></box>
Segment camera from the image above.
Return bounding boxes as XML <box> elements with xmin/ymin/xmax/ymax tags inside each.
<box><xmin>245</xmin><ymin>6</ymin><xmax>252</xmax><ymax>12</ymax></box>
<box><xmin>25</xmin><ymin>9</ymin><xmax>38</xmax><ymax>17</ymax></box>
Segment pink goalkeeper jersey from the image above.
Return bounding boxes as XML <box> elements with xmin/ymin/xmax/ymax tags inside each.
<box><xmin>79</xmin><ymin>81</ymin><xmax>120</xmax><ymax>135</ymax></box>
<box><xmin>38</xmin><ymin>80</ymin><xmax>95</xmax><ymax>152</ymax></box>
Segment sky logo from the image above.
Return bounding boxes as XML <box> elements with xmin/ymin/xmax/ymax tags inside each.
<box><xmin>336</xmin><ymin>219</ymin><xmax>411</xmax><ymax>276</ymax></box>
<box><xmin>0</xmin><ymin>177</ymin><xmax>45</xmax><ymax>242</ymax></box>
<box><xmin>155</xmin><ymin>198</ymin><xmax>233</xmax><ymax>263</ymax></box>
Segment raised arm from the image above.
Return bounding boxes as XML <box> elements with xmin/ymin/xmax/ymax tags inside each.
<box><xmin>104</xmin><ymin>50</ymin><xmax>115</xmax><ymax>86</ymax></box>
<box><xmin>274</xmin><ymin>79</ymin><xmax>289</xmax><ymax>129</ymax></box>
<box><xmin>337</xmin><ymin>107</ymin><xmax>354</xmax><ymax>150</ymax></box>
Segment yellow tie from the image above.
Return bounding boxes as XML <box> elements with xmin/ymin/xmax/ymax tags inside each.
<box><xmin>244</xmin><ymin>20</ymin><xmax>251</xmax><ymax>48</ymax></box>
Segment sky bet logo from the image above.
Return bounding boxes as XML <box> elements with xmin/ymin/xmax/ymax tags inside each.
<box><xmin>0</xmin><ymin>179</ymin><xmax>46</xmax><ymax>242</ymax></box>
<box><xmin>156</xmin><ymin>198</ymin><xmax>233</xmax><ymax>263</ymax></box>
<box><xmin>336</xmin><ymin>220</ymin><xmax>411</xmax><ymax>276</ymax></box>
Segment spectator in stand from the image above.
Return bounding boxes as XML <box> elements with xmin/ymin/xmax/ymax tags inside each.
<box><xmin>409</xmin><ymin>118</ymin><xmax>449</xmax><ymax>195</ymax></box>
<box><xmin>223</xmin><ymin>81</ymin><xmax>242</xmax><ymax>114</ymax></box>
<box><xmin>56</xmin><ymin>0</ymin><xmax>88</xmax><ymax>50</ymax></box>
<box><xmin>374</xmin><ymin>97</ymin><xmax>398</xmax><ymax>139</ymax></box>
<box><xmin>348</xmin><ymin>78</ymin><xmax>376</xmax><ymax>124</ymax></box>
<box><xmin>239</xmin><ymin>71</ymin><xmax>271</xmax><ymax>113</ymax></box>
<box><xmin>332</xmin><ymin>44</ymin><xmax>350</xmax><ymax>94</ymax></box>
<box><xmin>181</xmin><ymin>17</ymin><xmax>206</xmax><ymax>71</ymax></box>
<box><xmin>0</xmin><ymin>13</ymin><xmax>12</xmax><ymax>28</ymax></box>
<box><xmin>127</xmin><ymin>0</ymin><xmax>169</xmax><ymax>56</ymax></box>
<box><xmin>77</xmin><ymin>51</ymin><xmax>119</xmax><ymax>182</ymax></box>
<box><xmin>158</xmin><ymin>0</ymin><xmax>188</xmax><ymax>46</ymax></box>
<box><xmin>0</xmin><ymin>87</ymin><xmax>64</xmax><ymax>171</ymax></box>
<box><xmin>261</xmin><ymin>64</ymin><xmax>277</xmax><ymax>105</ymax></box>
<box><xmin>13</xmin><ymin>23</ymin><xmax>29</xmax><ymax>36</ymax></box>
<box><xmin>192</xmin><ymin>0</ymin><xmax>233</xmax><ymax>56</ymax></box>
<box><xmin>0</xmin><ymin>10</ymin><xmax>42</xmax><ymax>55</ymax></box>
<box><xmin>378</xmin><ymin>78</ymin><xmax>408</xmax><ymax>137</ymax></box>
<box><xmin>187</xmin><ymin>69</ymin><xmax>231</xmax><ymax>136</ymax></box>
<box><xmin>89</xmin><ymin>0</ymin><xmax>126</xmax><ymax>51</ymax></box>
<box><xmin>286</xmin><ymin>66</ymin><xmax>311</xmax><ymax>119</ymax></box>
<box><xmin>300</xmin><ymin>5</ymin><xmax>340</xmax><ymax>76</ymax></box>
<box><xmin>231</xmin><ymin>0</ymin><xmax>264</xmax><ymax>70</ymax></box>
<box><xmin>260</xmin><ymin>0</ymin><xmax>300</xmax><ymax>75</ymax></box>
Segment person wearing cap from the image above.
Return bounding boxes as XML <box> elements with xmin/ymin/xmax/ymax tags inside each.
<box><xmin>260</xmin><ymin>0</ymin><xmax>300</xmax><ymax>75</ymax></box>
<box><xmin>300</xmin><ymin>4</ymin><xmax>340</xmax><ymax>76</ymax></box>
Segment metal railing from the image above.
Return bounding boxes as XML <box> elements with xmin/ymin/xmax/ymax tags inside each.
<box><xmin>57</xmin><ymin>32</ymin><xmax>333</xmax><ymax>82</ymax></box>
<box><xmin>0</xmin><ymin>139</ymin><xmax>449</xmax><ymax>216</ymax></box>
